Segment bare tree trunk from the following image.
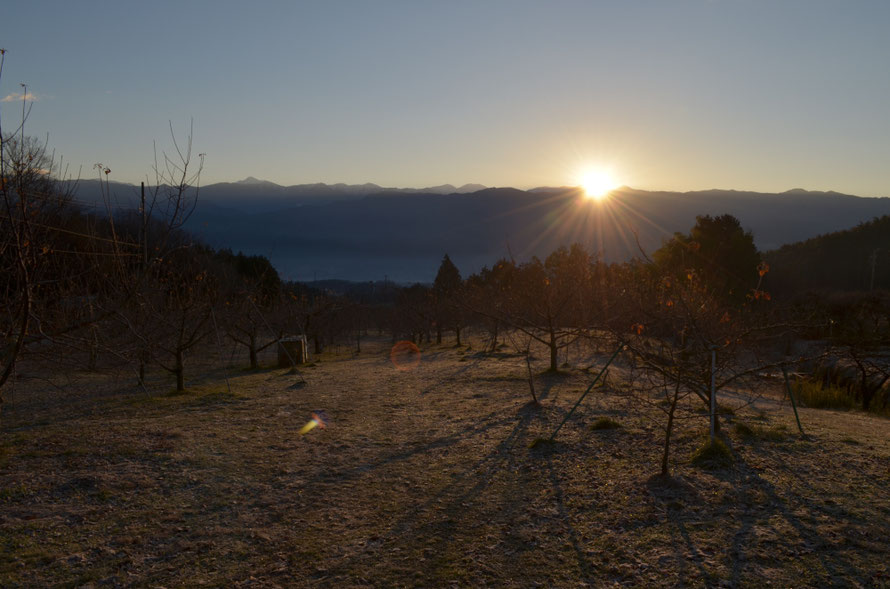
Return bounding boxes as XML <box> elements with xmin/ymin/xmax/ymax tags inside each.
<box><xmin>0</xmin><ymin>291</ymin><xmax>31</xmax><ymax>393</ymax></box>
<box><xmin>861</xmin><ymin>372</ymin><xmax>873</xmax><ymax>411</ymax></box>
<box><xmin>248</xmin><ymin>333</ymin><xmax>258</xmax><ymax>369</ymax></box>
<box><xmin>548</xmin><ymin>317</ymin><xmax>558</xmax><ymax>371</ymax></box>
<box><xmin>661</xmin><ymin>382</ymin><xmax>681</xmax><ymax>476</ymax></box>
<box><xmin>175</xmin><ymin>349</ymin><xmax>185</xmax><ymax>392</ymax></box>
<box><xmin>713</xmin><ymin>392</ymin><xmax>722</xmax><ymax>434</ymax></box>
<box><xmin>137</xmin><ymin>345</ymin><xmax>148</xmax><ymax>386</ymax></box>
<box><xmin>88</xmin><ymin>326</ymin><xmax>99</xmax><ymax>371</ymax></box>
<box><xmin>525</xmin><ymin>349</ymin><xmax>538</xmax><ymax>405</ymax></box>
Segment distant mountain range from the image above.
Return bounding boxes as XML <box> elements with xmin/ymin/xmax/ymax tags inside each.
<box><xmin>191</xmin><ymin>178</ymin><xmax>489</xmax><ymax>212</ymax></box>
<box><xmin>69</xmin><ymin>178</ymin><xmax>488</xmax><ymax>213</ymax></box>
<box><xmin>69</xmin><ymin>179</ymin><xmax>890</xmax><ymax>284</ymax></box>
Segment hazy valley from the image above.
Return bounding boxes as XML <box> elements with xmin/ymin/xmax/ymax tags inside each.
<box><xmin>74</xmin><ymin>179</ymin><xmax>890</xmax><ymax>284</ymax></box>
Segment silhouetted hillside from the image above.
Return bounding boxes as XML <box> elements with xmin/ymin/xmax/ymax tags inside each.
<box><xmin>189</xmin><ymin>186</ymin><xmax>890</xmax><ymax>282</ymax></box>
<box><xmin>764</xmin><ymin>215</ymin><xmax>890</xmax><ymax>295</ymax></box>
<box><xmin>67</xmin><ymin>180</ymin><xmax>890</xmax><ymax>282</ymax></box>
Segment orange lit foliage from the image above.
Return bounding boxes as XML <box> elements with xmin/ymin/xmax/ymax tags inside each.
<box><xmin>613</xmin><ymin>256</ymin><xmax>776</xmax><ymax>475</ymax></box>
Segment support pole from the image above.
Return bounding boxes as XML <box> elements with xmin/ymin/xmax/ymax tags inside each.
<box><xmin>781</xmin><ymin>363</ymin><xmax>805</xmax><ymax>436</ymax></box>
<box><xmin>549</xmin><ymin>343</ymin><xmax>624</xmax><ymax>442</ymax></box>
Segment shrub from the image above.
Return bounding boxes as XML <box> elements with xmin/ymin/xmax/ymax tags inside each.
<box><xmin>734</xmin><ymin>421</ymin><xmax>789</xmax><ymax>442</ymax></box>
<box><xmin>717</xmin><ymin>403</ymin><xmax>736</xmax><ymax>416</ymax></box>
<box><xmin>733</xmin><ymin>422</ymin><xmax>754</xmax><ymax>437</ymax></box>
<box><xmin>733</xmin><ymin>421</ymin><xmax>788</xmax><ymax>442</ymax></box>
<box><xmin>794</xmin><ymin>379</ymin><xmax>855</xmax><ymax>411</ymax></box>
<box><xmin>755</xmin><ymin>425</ymin><xmax>789</xmax><ymax>442</ymax></box>
<box><xmin>528</xmin><ymin>437</ymin><xmax>557</xmax><ymax>449</ymax></box>
<box><xmin>590</xmin><ymin>417</ymin><xmax>621</xmax><ymax>431</ymax></box>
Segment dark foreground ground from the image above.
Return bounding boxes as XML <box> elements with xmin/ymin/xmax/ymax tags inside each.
<box><xmin>2</xmin><ymin>337</ymin><xmax>889</xmax><ymax>587</ymax></box>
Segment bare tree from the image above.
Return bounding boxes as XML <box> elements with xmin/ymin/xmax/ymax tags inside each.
<box><xmin>0</xmin><ymin>52</ymin><xmax>112</xmax><ymax>408</ymax></box>
<box><xmin>107</xmin><ymin>122</ymin><xmax>207</xmax><ymax>390</ymax></box>
<box><xmin>823</xmin><ymin>292</ymin><xmax>890</xmax><ymax>411</ymax></box>
<box><xmin>141</xmin><ymin>247</ymin><xmax>217</xmax><ymax>391</ymax></box>
<box><xmin>611</xmin><ymin>247</ymin><xmax>787</xmax><ymax>475</ymax></box>
<box><xmin>468</xmin><ymin>245</ymin><xmax>598</xmax><ymax>372</ymax></box>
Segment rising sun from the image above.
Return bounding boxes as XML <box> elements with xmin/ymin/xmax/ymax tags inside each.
<box><xmin>578</xmin><ymin>168</ymin><xmax>619</xmax><ymax>200</ymax></box>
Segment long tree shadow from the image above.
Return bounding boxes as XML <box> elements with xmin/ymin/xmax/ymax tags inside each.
<box><xmin>296</xmin><ymin>405</ymin><xmax>518</xmax><ymax>489</ymax></box>
<box><xmin>639</xmin><ymin>426</ymin><xmax>875</xmax><ymax>587</ymax></box>
<box><xmin>419</xmin><ymin>351</ymin><xmax>506</xmax><ymax>395</ymax></box>
<box><xmin>646</xmin><ymin>475</ymin><xmax>713</xmax><ymax>584</ymax></box>
<box><xmin>313</xmin><ymin>400</ymin><xmax>549</xmax><ymax>583</ymax></box>
<box><xmin>535</xmin><ymin>369</ymin><xmax>575</xmax><ymax>405</ymax></box>
<box><xmin>701</xmin><ymin>436</ymin><xmax>868</xmax><ymax>587</ymax></box>
<box><xmin>542</xmin><ymin>447</ymin><xmax>598</xmax><ymax>582</ymax></box>
<box><xmin>733</xmin><ymin>453</ymin><xmax>872</xmax><ymax>585</ymax></box>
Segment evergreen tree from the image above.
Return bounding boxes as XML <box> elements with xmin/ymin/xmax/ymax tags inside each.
<box><xmin>433</xmin><ymin>254</ymin><xmax>463</xmax><ymax>344</ymax></box>
<box><xmin>654</xmin><ymin>214</ymin><xmax>762</xmax><ymax>303</ymax></box>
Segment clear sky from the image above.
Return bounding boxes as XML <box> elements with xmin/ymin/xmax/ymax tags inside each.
<box><xmin>2</xmin><ymin>0</ymin><xmax>889</xmax><ymax>195</ymax></box>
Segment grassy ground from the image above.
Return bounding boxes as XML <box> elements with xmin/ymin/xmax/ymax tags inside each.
<box><xmin>2</xmin><ymin>337</ymin><xmax>889</xmax><ymax>587</ymax></box>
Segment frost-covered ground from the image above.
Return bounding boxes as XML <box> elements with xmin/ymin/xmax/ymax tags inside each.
<box><xmin>2</xmin><ymin>336</ymin><xmax>889</xmax><ymax>587</ymax></box>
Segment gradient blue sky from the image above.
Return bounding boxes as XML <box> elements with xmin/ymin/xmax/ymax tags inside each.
<box><xmin>2</xmin><ymin>1</ymin><xmax>889</xmax><ymax>195</ymax></box>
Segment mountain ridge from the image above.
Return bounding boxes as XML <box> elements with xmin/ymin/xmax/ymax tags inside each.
<box><xmin>184</xmin><ymin>186</ymin><xmax>890</xmax><ymax>283</ymax></box>
<box><xmin>62</xmin><ymin>179</ymin><xmax>890</xmax><ymax>283</ymax></box>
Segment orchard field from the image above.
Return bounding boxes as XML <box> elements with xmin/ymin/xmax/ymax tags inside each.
<box><xmin>2</xmin><ymin>336</ymin><xmax>889</xmax><ymax>587</ymax></box>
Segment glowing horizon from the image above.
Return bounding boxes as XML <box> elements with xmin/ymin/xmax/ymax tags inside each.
<box><xmin>578</xmin><ymin>168</ymin><xmax>620</xmax><ymax>200</ymax></box>
<box><xmin>1</xmin><ymin>2</ymin><xmax>888</xmax><ymax>196</ymax></box>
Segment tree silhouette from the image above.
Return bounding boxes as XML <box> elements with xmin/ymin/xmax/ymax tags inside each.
<box><xmin>654</xmin><ymin>214</ymin><xmax>762</xmax><ymax>303</ymax></box>
<box><xmin>824</xmin><ymin>292</ymin><xmax>890</xmax><ymax>411</ymax></box>
<box><xmin>216</xmin><ymin>250</ymin><xmax>283</xmax><ymax>369</ymax></box>
<box><xmin>433</xmin><ymin>254</ymin><xmax>463</xmax><ymax>344</ymax></box>
<box><xmin>467</xmin><ymin>244</ymin><xmax>597</xmax><ymax>372</ymax></box>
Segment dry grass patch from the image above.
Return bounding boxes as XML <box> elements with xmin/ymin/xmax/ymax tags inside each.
<box><xmin>794</xmin><ymin>378</ymin><xmax>857</xmax><ymax>410</ymax></box>
<box><xmin>589</xmin><ymin>417</ymin><xmax>622</xmax><ymax>431</ymax></box>
<box><xmin>690</xmin><ymin>436</ymin><xmax>734</xmax><ymax>469</ymax></box>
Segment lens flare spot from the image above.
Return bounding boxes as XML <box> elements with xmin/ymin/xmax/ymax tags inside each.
<box><xmin>390</xmin><ymin>340</ymin><xmax>422</xmax><ymax>371</ymax></box>
<box><xmin>299</xmin><ymin>411</ymin><xmax>328</xmax><ymax>435</ymax></box>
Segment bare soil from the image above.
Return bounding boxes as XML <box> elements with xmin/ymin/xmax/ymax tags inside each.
<box><xmin>2</xmin><ymin>336</ymin><xmax>889</xmax><ymax>587</ymax></box>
